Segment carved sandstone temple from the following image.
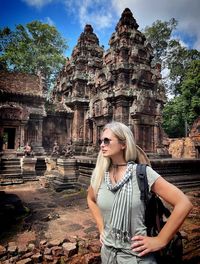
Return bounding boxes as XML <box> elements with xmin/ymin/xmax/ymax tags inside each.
<box><xmin>0</xmin><ymin>71</ymin><xmax>46</xmax><ymax>155</ymax></box>
<box><xmin>0</xmin><ymin>8</ymin><xmax>167</xmax><ymax>158</ymax></box>
<box><xmin>1</xmin><ymin>8</ymin><xmax>200</xmax><ymax>190</ymax></box>
<box><xmin>52</xmin><ymin>8</ymin><xmax>167</xmax><ymax>156</ymax></box>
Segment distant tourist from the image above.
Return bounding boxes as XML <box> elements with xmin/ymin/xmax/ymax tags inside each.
<box><xmin>24</xmin><ymin>142</ymin><xmax>32</xmax><ymax>156</ymax></box>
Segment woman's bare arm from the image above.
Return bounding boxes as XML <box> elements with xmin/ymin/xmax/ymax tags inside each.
<box><xmin>87</xmin><ymin>185</ymin><xmax>104</xmax><ymax>234</ymax></box>
<box><xmin>151</xmin><ymin>177</ymin><xmax>193</xmax><ymax>245</ymax></box>
<box><xmin>131</xmin><ymin>176</ymin><xmax>193</xmax><ymax>256</ymax></box>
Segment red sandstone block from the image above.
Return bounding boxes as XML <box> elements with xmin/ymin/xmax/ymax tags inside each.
<box><xmin>16</xmin><ymin>258</ymin><xmax>32</xmax><ymax>264</ymax></box>
<box><xmin>62</xmin><ymin>242</ymin><xmax>77</xmax><ymax>257</ymax></box>
<box><xmin>0</xmin><ymin>245</ymin><xmax>6</xmax><ymax>256</ymax></box>
<box><xmin>51</xmin><ymin>246</ymin><xmax>63</xmax><ymax>256</ymax></box>
<box><xmin>31</xmin><ymin>252</ymin><xmax>42</xmax><ymax>262</ymax></box>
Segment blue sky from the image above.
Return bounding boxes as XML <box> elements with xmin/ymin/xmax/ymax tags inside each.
<box><xmin>0</xmin><ymin>0</ymin><xmax>200</xmax><ymax>57</ymax></box>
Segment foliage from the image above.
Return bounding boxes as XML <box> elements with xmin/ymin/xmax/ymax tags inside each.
<box><xmin>3</xmin><ymin>133</ymin><xmax>8</xmax><ymax>144</ymax></box>
<box><xmin>162</xmin><ymin>97</ymin><xmax>186</xmax><ymax>137</ymax></box>
<box><xmin>144</xmin><ymin>19</ymin><xmax>200</xmax><ymax>95</ymax></box>
<box><xmin>162</xmin><ymin>60</ymin><xmax>200</xmax><ymax>137</ymax></box>
<box><xmin>166</xmin><ymin>41</ymin><xmax>200</xmax><ymax>95</ymax></box>
<box><xmin>0</xmin><ymin>21</ymin><xmax>68</xmax><ymax>93</ymax></box>
<box><xmin>144</xmin><ymin>19</ymin><xmax>200</xmax><ymax>137</ymax></box>
<box><xmin>143</xmin><ymin>18</ymin><xmax>177</xmax><ymax>65</ymax></box>
<box><xmin>180</xmin><ymin>60</ymin><xmax>200</xmax><ymax>125</ymax></box>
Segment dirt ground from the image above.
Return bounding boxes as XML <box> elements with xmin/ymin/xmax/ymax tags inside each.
<box><xmin>0</xmin><ymin>181</ymin><xmax>199</xmax><ymax>263</ymax></box>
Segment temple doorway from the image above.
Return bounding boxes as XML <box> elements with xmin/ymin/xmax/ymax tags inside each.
<box><xmin>3</xmin><ymin>127</ymin><xmax>16</xmax><ymax>149</ymax></box>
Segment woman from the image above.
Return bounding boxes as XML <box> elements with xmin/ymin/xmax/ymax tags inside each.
<box><xmin>87</xmin><ymin>121</ymin><xmax>192</xmax><ymax>263</ymax></box>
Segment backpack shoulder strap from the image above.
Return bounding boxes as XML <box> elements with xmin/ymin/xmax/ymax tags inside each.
<box><xmin>136</xmin><ymin>164</ymin><xmax>149</xmax><ymax>204</ymax></box>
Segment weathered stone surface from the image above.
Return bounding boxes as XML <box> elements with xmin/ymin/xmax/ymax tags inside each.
<box><xmin>16</xmin><ymin>258</ymin><xmax>32</xmax><ymax>264</ymax></box>
<box><xmin>51</xmin><ymin>246</ymin><xmax>63</xmax><ymax>256</ymax></box>
<box><xmin>7</xmin><ymin>241</ymin><xmax>17</xmax><ymax>254</ymax></box>
<box><xmin>0</xmin><ymin>245</ymin><xmax>6</xmax><ymax>256</ymax></box>
<box><xmin>62</xmin><ymin>242</ymin><xmax>77</xmax><ymax>257</ymax></box>
<box><xmin>51</xmin><ymin>7</ymin><xmax>167</xmax><ymax>156</ymax></box>
<box><xmin>168</xmin><ymin>117</ymin><xmax>200</xmax><ymax>159</ymax></box>
<box><xmin>168</xmin><ymin>137</ymin><xmax>196</xmax><ymax>158</ymax></box>
<box><xmin>31</xmin><ymin>252</ymin><xmax>42</xmax><ymax>263</ymax></box>
<box><xmin>0</xmin><ymin>182</ymin><xmax>199</xmax><ymax>263</ymax></box>
<box><xmin>0</xmin><ymin>232</ymin><xmax>101</xmax><ymax>263</ymax></box>
<box><xmin>47</xmin><ymin>239</ymin><xmax>62</xmax><ymax>247</ymax></box>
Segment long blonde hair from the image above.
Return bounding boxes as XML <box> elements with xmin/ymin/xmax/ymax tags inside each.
<box><xmin>91</xmin><ymin>121</ymin><xmax>138</xmax><ymax>195</ymax></box>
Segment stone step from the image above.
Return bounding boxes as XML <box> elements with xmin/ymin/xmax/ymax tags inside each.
<box><xmin>165</xmin><ymin>174</ymin><xmax>200</xmax><ymax>183</ymax></box>
<box><xmin>0</xmin><ymin>173</ymin><xmax>22</xmax><ymax>179</ymax></box>
<box><xmin>0</xmin><ymin>179</ymin><xmax>24</xmax><ymax>185</ymax></box>
<box><xmin>1</xmin><ymin>158</ymin><xmax>21</xmax><ymax>161</ymax></box>
<box><xmin>1</xmin><ymin>161</ymin><xmax>21</xmax><ymax>166</ymax></box>
<box><xmin>0</xmin><ymin>169</ymin><xmax>21</xmax><ymax>174</ymax></box>
<box><xmin>0</xmin><ymin>164</ymin><xmax>21</xmax><ymax>168</ymax></box>
<box><xmin>174</xmin><ymin>181</ymin><xmax>200</xmax><ymax>192</ymax></box>
<box><xmin>175</xmin><ymin>181</ymin><xmax>200</xmax><ymax>187</ymax></box>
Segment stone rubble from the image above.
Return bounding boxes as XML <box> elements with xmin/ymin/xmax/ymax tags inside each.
<box><xmin>0</xmin><ymin>236</ymin><xmax>101</xmax><ymax>264</ymax></box>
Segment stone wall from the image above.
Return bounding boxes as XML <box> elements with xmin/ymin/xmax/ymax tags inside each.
<box><xmin>43</xmin><ymin>112</ymin><xmax>72</xmax><ymax>154</ymax></box>
<box><xmin>52</xmin><ymin>8</ymin><xmax>167</xmax><ymax>156</ymax></box>
<box><xmin>168</xmin><ymin>138</ymin><xmax>196</xmax><ymax>158</ymax></box>
<box><xmin>0</xmin><ymin>71</ymin><xmax>44</xmax><ymax>96</ymax></box>
<box><xmin>168</xmin><ymin>117</ymin><xmax>200</xmax><ymax>159</ymax></box>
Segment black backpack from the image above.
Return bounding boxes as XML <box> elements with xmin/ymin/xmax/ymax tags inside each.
<box><xmin>136</xmin><ymin>164</ymin><xmax>183</xmax><ymax>264</ymax></box>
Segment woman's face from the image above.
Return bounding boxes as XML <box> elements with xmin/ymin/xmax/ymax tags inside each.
<box><xmin>99</xmin><ymin>128</ymin><xmax>125</xmax><ymax>159</ymax></box>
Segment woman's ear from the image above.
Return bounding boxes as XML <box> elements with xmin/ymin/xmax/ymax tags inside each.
<box><xmin>121</xmin><ymin>143</ymin><xmax>126</xmax><ymax>150</ymax></box>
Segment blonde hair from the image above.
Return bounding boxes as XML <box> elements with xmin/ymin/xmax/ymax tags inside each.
<box><xmin>91</xmin><ymin>121</ymin><xmax>137</xmax><ymax>195</ymax></box>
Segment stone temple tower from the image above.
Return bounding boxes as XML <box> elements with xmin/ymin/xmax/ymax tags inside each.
<box><xmin>52</xmin><ymin>8</ymin><xmax>167</xmax><ymax>156</ymax></box>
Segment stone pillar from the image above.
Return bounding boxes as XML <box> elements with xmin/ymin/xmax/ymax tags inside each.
<box><xmin>20</xmin><ymin>123</ymin><xmax>25</xmax><ymax>147</ymax></box>
<box><xmin>114</xmin><ymin>96</ymin><xmax>130</xmax><ymax>123</ymax></box>
<box><xmin>31</xmin><ymin>115</ymin><xmax>45</xmax><ymax>155</ymax></box>
<box><xmin>21</xmin><ymin>157</ymin><xmax>37</xmax><ymax>181</ymax></box>
<box><xmin>154</xmin><ymin>122</ymin><xmax>160</xmax><ymax>152</ymax></box>
<box><xmin>42</xmin><ymin>157</ymin><xmax>58</xmax><ymax>188</ymax></box>
<box><xmin>132</xmin><ymin>119</ymin><xmax>140</xmax><ymax>145</ymax></box>
<box><xmin>52</xmin><ymin>158</ymin><xmax>79</xmax><ymax>192</ymax></box>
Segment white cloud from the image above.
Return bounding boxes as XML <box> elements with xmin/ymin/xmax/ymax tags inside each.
<box><xmin>64</xmin><ymin>0</ymin><xmax>116</xmax><ymax>30</ymax></box>
<box><xmin>64</xmin><ymin>0</ymin><xmax>200</xmax><ymax>50</ymax></box>
<box><xmin>45</xmin><ymin>17</ymin><xmax>55</xmax><ymax>26</ymax></box>
<box><xmin>111</xmin><ymin>0</ymin><xmax>200</xmax><ymax>50</ymax></box>
<box><xmin>22</xmin><ymin>0</ymin><xmax>200</xmax><ymax>50</ymax></box>
<box><xmin>22</xmin><ymin>0</ymin><xmax>54</xmax><ymax>9</ymax></box>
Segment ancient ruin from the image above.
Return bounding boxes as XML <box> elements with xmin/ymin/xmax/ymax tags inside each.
<box><xmin>0</xmin><ymin>8</ymin><xmax>200</xmax><ymax>263</ymax></box>
<box><xmin>52</xmin><ymin>8</ymin><xmax>167</xmax><ymax>156</ymax></box>
<box><xmin>168</xmin><ymin>117</ymin><xmax>200</xmax><ymax>158</ymax></box>
<box><xmin>0</xmin><ymin>8</ymin><xmax>200</xmax><ymax>190</ymax></box>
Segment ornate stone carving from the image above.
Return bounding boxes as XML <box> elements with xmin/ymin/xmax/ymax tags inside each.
<box><xmin>61</xmin><ymin>143</ymin><xmax>74</xmax><ymax>158</ymax></box>
<box><xmin>51</xmin><ymin>8</ymin><xmax>167</xmax><ymax>155</ymax></box>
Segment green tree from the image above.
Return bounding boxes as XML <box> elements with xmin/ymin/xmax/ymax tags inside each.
<box><xmin>144</xmin><ymin>19</ymin><xmax>200</xmax><ymax>137</ymax></box>
<box><xmin>162</xmin><ymin>60</ymin><xmax>200</xmax><ymax>137</ymax></box>
<box><xmin>180</xmin><ymin>60</ymin><xmax>200</xmax><ymax>125</ymax></box>
<box><xmin>166</xmin><ymin>41</ymin><xmax>200</xmax><ymax>95</ymax></box>
<box><xmin>144</xmin><ymin>19</ymin><xmax>200</xmax><ymax>95</ymax></box>
<box><xmin>143</xmin><ymin>18</ymin><xmax>178</xmax><ymax>65</ymax></box>
<box><xmin>0</xmin><ymin>21</ymin><xmax>68</xmax><ymax>93</ymax></box>
<box><xmin>162</xmin><ymin>97</ymin><xmax>186</xmax><ymax>137</ymax></box>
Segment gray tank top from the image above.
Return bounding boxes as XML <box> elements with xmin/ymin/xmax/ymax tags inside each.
<box><xmin>96</xmin><ymin>164</ymin><xmax>160</xmax><ymax>254</ymax></box>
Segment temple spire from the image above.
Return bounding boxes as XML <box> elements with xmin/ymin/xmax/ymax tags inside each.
<box><xmin>115</xmin><ymin>8</ymin><xmax>139</xmax><ymax>31</ymax></box>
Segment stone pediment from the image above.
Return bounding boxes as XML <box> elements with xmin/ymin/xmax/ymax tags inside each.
<box><xmin>0</xmin><ymin>71</ymin><xmax>44</xmax><ymax>97</ymax></box>
<box><xmin>0</xmin><ymin>103</ymin><xmax>29</xmax><ymax>121</ymax></box>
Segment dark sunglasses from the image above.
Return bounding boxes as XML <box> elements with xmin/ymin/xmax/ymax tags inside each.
<box><xmin>98</xmin><ymin>138</ymin><xmax>112</xmax><ymax>145</ymax></box>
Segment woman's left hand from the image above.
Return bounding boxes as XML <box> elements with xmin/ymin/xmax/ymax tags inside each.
<box><xmin>131</xmin><ymin>235</ymin><xmax>166</xmax><ymax>256</ymax></box>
